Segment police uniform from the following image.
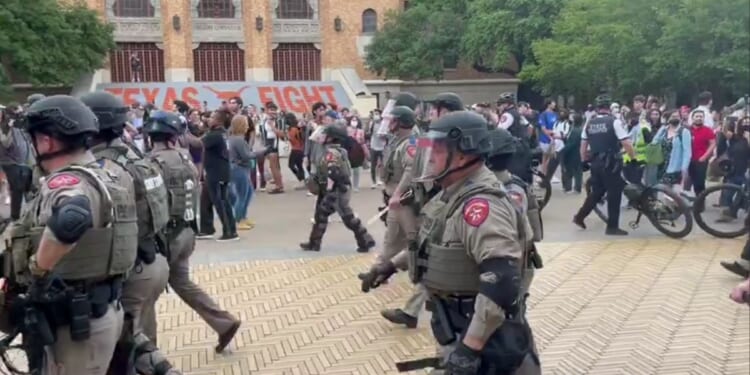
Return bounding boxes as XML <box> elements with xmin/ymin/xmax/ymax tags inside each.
<box><xmin>3</xmin><ymin>96</ymin><xmax>137</xmax><ymax>375</ymax></box>
<box><xmin>363</xmin><ymin>112</ymin><xmax>541</xmax><ymax>375</ymax></box>
<box><xmin>497</xmin><ymin>92</ymin><xmax>533</xmax><ymax>184</ymax></box>
<box><xmin>574</xmin><ymin>95</ymin><xmax>632</xmax><ymax>234</ymax></box>
<box><xmin>145</xmin><ymin>111</ymin><xmax>241</xmax><ymax>354</ymax></box>
<box><xmin>302</xmin><ymin>126</ymin><xmax>375</xmax><ymax>252</ymax></box>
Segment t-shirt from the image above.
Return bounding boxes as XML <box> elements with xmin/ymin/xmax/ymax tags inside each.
<box><xmin>690</xmin><ymin>125</ymin><xmax>715</xmax><ymax>162</ymax></box>
<box><xmin>202</xmin><ymin>127</ymin><xmax>230</xmax><ymax>182</ymax></box>
<box><xmin>537</xmin><ymin>110</ymin><xmax>558</xmax><ymax>144</ymax></box>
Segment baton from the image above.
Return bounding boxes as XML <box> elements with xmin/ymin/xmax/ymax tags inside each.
<box><xmin>366</xmin><ymin>206</ymin><xmax>389</xmax><ymax>227</ymax></box>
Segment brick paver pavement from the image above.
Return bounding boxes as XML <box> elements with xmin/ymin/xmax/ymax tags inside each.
<box><xmin>149</xmin><ymin>237</ymin><xmax>750</xmax><ymax>375</ymax></box>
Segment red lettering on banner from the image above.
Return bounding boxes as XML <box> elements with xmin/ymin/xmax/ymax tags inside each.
<box><xmin>299</xmin><ymin>86</ymin><xmax>322</xmax><ymax>106</ymax></box>
<box><xmin>104</xmin><ymin>88</ymin><xmax>123</xmax><ymax>96</ymax></box>
<box><xmin>257</xmin><ymin>87</ymin><xmax>273</xmax><ymax>107</ymax></box>
<box><xmin>319</xmin><ymin>86</ymin><xmax>337</xmax><ymax>105</ymax></box>
<box><xmin>271</xmin><ymin>87</ymin><xmax>286</xmax><ymax>111</ymax></box>
<box><xmin>183</xmin><ymin>87</ymin><xmax>200</xmax><ymax>109</ymax></box>
<box><xmin>142</xmin><ymin>88</ymin><xmax>159</xmax><ymax>105</ymax></box>
<box><xmin>163</xmin><ymin>88</ymin><xmax>178</xmax><ymax>109</ymax></box>
<box><xmin>283</xmin><ymin>87</ymin><xmax>307</xmax><ymax>113</ymax></box>
<box><xmin>122</xmin><ymin>88</ymin><xmax>140</xmax><ymax>106</ymax></box>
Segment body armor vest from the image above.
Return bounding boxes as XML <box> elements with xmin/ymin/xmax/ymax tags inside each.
<box><xmin>150</xmin><ymin>148</ymin><xmax>198</xmax><ymax>223</ymax></box>
<box><xmin>94</xmin><ymin>144</ymin><xmax>169</xmax><ymax>238</ymax></box>
<box><xmin>381</xmin><ymin>134</ymin><xmax>412</xmax><ymax>193</ymax></box>
<box><xmin>7</xmin><ymin>165</ymin><xmax>138</xmax><ymax>285</ymax></box>
<box><xmin>409</xmin><ymin>169</ymin><xmax>509</xmax><ymax>294</ymax></box>
<box><xmin>587</xmin><ymin>115</ymin><xmax>621</xmax><ymax>155</ymax></box>
<box><xmin>496</xmin><ymin>171</ymin><xmax>544</xmax><ymax>242</ymax></box>
<box><xmin>316</xmin><ymin>145</ymin><xmax>352</xmax><ymax>186</ymax></box>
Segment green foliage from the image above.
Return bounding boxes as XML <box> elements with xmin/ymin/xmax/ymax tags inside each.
<box><xmin>522</xmin><ymin>0</ymin><xmax>750</xmax><ymax>102</ymax></box>
<box><xmin>0</xmin><ymin>0</ymin><xmax>115</xmax><ymax>91</ymax></box>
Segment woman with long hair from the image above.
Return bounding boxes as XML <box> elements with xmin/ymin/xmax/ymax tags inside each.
<box><xmin>228</xmin><ymin>115</ymin><xmax>256</xmax><ymax>230</ymax></box>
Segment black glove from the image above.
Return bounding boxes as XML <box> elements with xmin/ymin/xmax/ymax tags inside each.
<box><xmin>357</xmin><ymin>261</ymin><xmax>397</xmax><ymax>293</ymax></box>
<box><xmin>445</xmin><ymin>342</ymin><xmax>482</xmax><ymax>375</ymax></box>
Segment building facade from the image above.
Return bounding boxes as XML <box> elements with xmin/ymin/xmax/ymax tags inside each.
<box><xmin>76</xmin><ymin>0</ymin><xmax>518</xmax><ymax>109</ymax></box>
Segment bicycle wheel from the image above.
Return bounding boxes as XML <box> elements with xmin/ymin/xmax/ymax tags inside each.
<box><xmin>532</xmin><ymin>169</ymin><xmax>552</xmax><ymax>210</ymax></box>
<box><xmin>0</xmin><ymin>330</ymin><xmax>29</xmax><ymax>374</ymax></box>
<box><xmin>642</xmin><ymin>184</ymin><xmax>693</xmax><ymax>238</ymax></box>
<box><xmin>693</xmin><ymin>183</ymin><xmax>748</xmax><ymax>238</ymax></box>
<box><xmin>584</xmin><ymin>177</ymin><xmax>608</xmax><ymax>223</ymax></box>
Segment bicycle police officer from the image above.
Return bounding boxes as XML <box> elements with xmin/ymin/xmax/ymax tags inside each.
<box><xmin>573</xmin><ymin>94</ymin><xmax>636</xmax><ymax>235</ymax></box>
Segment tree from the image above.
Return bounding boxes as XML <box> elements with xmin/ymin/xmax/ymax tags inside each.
<box><xmin>462</xmin><ymin>0</ymin><xmax>565</xmax><ymax>74</ymax></box>
<box><xmin>0</xmin><ymin>0</ymin><xmax>115</xmax><ymax>91</ymax></box>
<box><xmin>365</xmin><ymin>0</ymin><xmax>565</xmax><ymax>80</ymax></box>
<box><xmin>365</xmin><ymin>1</ymin><xmax>466</xmax><ymax>81</ymax></box>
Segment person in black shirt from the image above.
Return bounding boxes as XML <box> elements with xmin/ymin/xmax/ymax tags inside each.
<box><xmin>201</xmin><ymin>109</ymin><xmax>238</xmax><ymax>241</ymax></box>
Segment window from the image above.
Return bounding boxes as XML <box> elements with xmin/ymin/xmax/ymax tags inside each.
<box><xmin>110</xmin><ymin>43</ymin><xmax>164</xmax><ymax>82</ymax></box>
<box><xmin>362</xmin><ymin>9</ymin><xmax>377</xmax><ymax>33</ymax></box>
<box><xmin>197</xmin><ymin>0</ymin><xmax>235</xmax><ymax>18</ymax></box>
<box><xmin>112</xmin><ymin>0</ymin><xmax>154</xmax><ymax>17</ymax></box>
<box><xmin>272</xmin><ymin>43</ymin><xmax>321</xmax><ymax>81</ymax></box>
<box><xmin>276</xmin><ymin>0</ymin><xmax>314</xmax><ymax>19</ymax></box>
<box><xmin>193</xmin><ymin>43</ymin><xmax>245</xmax><ymax>81</ymax></box>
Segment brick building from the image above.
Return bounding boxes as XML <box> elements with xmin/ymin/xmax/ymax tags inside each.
<box><xmin>74</xmin><ymin>0</ymin><xmax>518</xmax><ymax>109</ymax></box>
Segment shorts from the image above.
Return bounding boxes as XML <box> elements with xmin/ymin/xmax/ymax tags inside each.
<box><xmin>264</xmin><ymin>139</ymin><xmax>278</xmax><ymax>154</ymax></box>
<box><xmin>539</xmin><ymin>142</ymin><xmax>551</xmax><ymax>153</ymax></box>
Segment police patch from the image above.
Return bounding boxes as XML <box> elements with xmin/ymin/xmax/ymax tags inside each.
<box><xmin>325</xmin><ymin>152</ymin><xmax>336</xmax><ymax>162</ymax></box>
<box><xmin>406</xmin><ymin>145</ymin><xmax>416</xmax><ymax>158</ymax></box>
<box><xmin>507</xmin><ymin>191</ymin><xmax>524</xmax><ymax>209</ymax></box>
<box><xmin>463</xmin><ymin>197</ymin><xmax>490</xmax><ymax>227</ymax></box>
<box><xmin>47</xmin><ymin>173</ymin><xmax>81</xmax><ymax>189</ymax></box>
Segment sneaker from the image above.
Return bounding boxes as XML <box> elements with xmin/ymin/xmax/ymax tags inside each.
<box><xmin>353</xmin><ymin>188</ymin><xmax>360</xmax><ymax>193</ymax></box>
<box><xmin>216</xmin><ymin>320</ymin><xmax>241</xmax><ymax>353</ymax></box>
<box><xmin>196</xmin><ymin>232</ymin><xmax>215</xmax><ymax>240</ymax></box>
<box><xmin>237</xmin><ymin>222</ymin><xmax>254</xmax><ymax>231</ymax></box>
<box><xmin>216</xmin><ymin>234</ymin><xmax>240</xmax><ymax>242</ymax></box>
<box><xmin>551</xmin><ymin>176</ymin><xmax>561</xmax><ymax>184</ymax></box>
<box><xmin>605</xmin><ymin>228</ymin><xmax>628</xmax><ymax>236</ymax></box>
<box><xmin>306</xmin><ymin>192</ymin><xmax>314</xmax><ymax>197</ymax></box>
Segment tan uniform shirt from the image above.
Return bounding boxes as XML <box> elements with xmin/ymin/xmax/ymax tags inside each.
<box><xmin>381</xmin><ymin>133</ymin><xmax>416</xmax><ymax>196</ymax></box>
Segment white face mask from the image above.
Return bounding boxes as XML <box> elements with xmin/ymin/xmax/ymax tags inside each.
<box><xmin>350</xmin><ymin>119</ymin><xmax>358</xmax><ymax>126</ymax></box>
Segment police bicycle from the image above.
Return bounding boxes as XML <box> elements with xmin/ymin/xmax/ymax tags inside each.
<box><xmin>691</xmin><ymin>172</ymin><xmax>749</xmax><ymax>239</ymax></box>
<box><xmin>584</xmin><ymin>163</ymin><xmax>693</xmax><ymax>238</ymax></box>
<box><xmin>530</xmin><ymin>149</ymin><xmax>552</xmax><ymax>210</ymax></box>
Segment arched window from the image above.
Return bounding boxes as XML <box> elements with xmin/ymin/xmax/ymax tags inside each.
<box><xmin>112</xmin><ymin>0</ymin><xmax>154</xmax><ymax>18</ymax></box>
<box><xmin>361</xmin><ymin>9</ymin><xmax>377</xmax><ymax>33</ymax></box>
<box><xmin>276</xmin><ymin>0</ymin><xmax>314</xmax><ymax>19</ymax></box>
<box><xmin>197</xmin><ymin>0</ymin><xmax>235</xmax><ymax>18</ymax></box>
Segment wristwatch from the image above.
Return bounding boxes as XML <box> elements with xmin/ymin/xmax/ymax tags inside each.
<box><xmin>28</xmin><ymin>254</ymin><xmax>49</xmax><ymax>278</ymax></box>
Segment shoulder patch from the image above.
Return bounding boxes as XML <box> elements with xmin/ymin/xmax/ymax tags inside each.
<box><xmin>325</xmin><ymin>152</ymin><xmax>336</xmax><ymax>162</ymax></box>
<box><xmin>463</xmin><ymin>197</ymin><xmax>490</xmax><ymax>227</ymax></box>
<box><xmin>47</xmin><ymin>173</ymin><xmax>81</xmax><ymax>189</ymax></box>
<box><xmin>507</xmin><ymin>190</ymin><xmax>525</xmax><ymax>208</ymax></box>
<box><xmin>406</xmin><ymin>145</ymin><xmax>416</xmax><ymax>158</ymax></box>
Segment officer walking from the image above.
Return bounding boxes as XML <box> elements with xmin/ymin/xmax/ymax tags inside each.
<box><xmin>82</xmin><ymin>92</ymin><xmax>170</xmax><ymax>343</ymax></box>
<box><xmin>7</xmin><ymin>95</ymin><xmax>137</xmax><ymax>374</ymax></box>
<box><xmin>144</xmin><ymin>111</ymin><xmax>241</xmax><ymax>353</ymax></box>
<box><xmin>301</xmin><ymin>125</ymin><xmax>376</xmax><ymax>252</ymax></box>
<box><xmin>362</xmin><ymin>111</ymin><xmax>540</xmax><ymax>374</ymax></box>
<box><xmin>496</xmin><ymin>92</ymin><xmax>534</xmax><ymax>184</ymax></box>
<box><xmin>573</xmin><ymin>94</ymin><xmax>636</xmax><ymax>235</ymax></box>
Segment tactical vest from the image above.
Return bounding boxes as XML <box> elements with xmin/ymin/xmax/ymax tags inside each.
<box><xmin>499</xmin><ymin>172</ymin><xmax>543</xmax><ymax>242</ymax></box>
<box><xmin>316</xmin><ymin>145</ymin><xmax>352</xmax><ymax>185</ymax></box>
<box><xmin>409</xmin><ymin>173</ymin><xmax>514</xmax><ymax>294</ymax></box>
<box><xmin>382</xmin><ymin>135</ymin><xmax>411</xmax><ymax>187</ymax></box>
<box><xmin>94</xmin><ymin>145</ymin><xmax>170</xmax><ymax>239</ymax></box>
<box><xmin>6</xmin><ymin>165</ymin><xmax>138</xmax><ymax>285</ymax></box>
<box><xmin>150</xmin><ymin>148</ymin><xmax>198</xmax><ymax>223</ymax></box>
<box><xmin>587</xmin><ymin>115</ymin><xmax>621</xmax><ymax>155</ymax></box>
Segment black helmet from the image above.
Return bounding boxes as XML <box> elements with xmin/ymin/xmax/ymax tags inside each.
<box><xmin>143</xmin><ymin>110</ymin><xmax>183</xmax><ymax>136</ymax></box>
<box><xmin>389</xmin><ymin>106</ymin><xmax>416</xmax><ymax>128</ymax></box>
<box><xmin>428</xmin><ymin>111</ymin><xmax>491</xmax><ymax>156</ymax></box>
<box><xmin>497</xmin><ymin>92</ymin><xmax>516</xmax><ymax>105</ymax></box>
<box><xmin>393</xmin><ymin>92</ymin><xmax>419</xmax><ymax>110</ymax></box>
<box><xmin>25</xmin><ymin>95</ymin><xmax>99</xmax><ymax>136</ymax></box>
<box><xmin>79</xmin><ymin>91</ymin><xmax>129</xmax><ymax>131</ymax></box>
<box><xmin>323</xmin><ymin>125</ymin><xmax>349</xmax><ymax>143</ymax></box>
<box><xmin>595</xmin><ymin>94</ymin><xmax>612</xmax><ymax>108</ymax></box>
<box><xmin>26</xmin><ymin>93</ymin><xmax>46</xmax><ymax>106</ymax></box>
<box><xmin>427</xmin><ymin>92</ymin><xmax>464</xmax><ymax>112</ymax></box>
<box><xmin>488</xmin><ymin>128</ymin><xmax>516</xmax><ymax>157</ymax></box>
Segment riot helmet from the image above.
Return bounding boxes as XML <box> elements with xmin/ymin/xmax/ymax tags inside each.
<box><xmin>595</xmin><ymin>94</ymin><xmax>613</xmax><ymax>109</ymax></box>
<box><xmin>24</xmin><ymin>95</ymin><xmax>99</xmax><ymax>164</ymax></box>
<box><xmin>79</xmin><ymin>91</ymin><xmax>130</xmax><ymax>132</ymax></box>
<box><xmin>426</xmin><ymin>92</ymin><xmax>464</xmax><ymax>121</ymax></box>
<box><xmin>413</xmin><ymin>111</ymin><xmax>491</xmax><ymax>183</ymax></box>
<box><xmin>322</xmin><ymin>124</ymin><xmax>349</xmax><ymax>144</ymax></box>
<box><xmin>387</xmin><ymin>106</ymin><xmax>416</xmax><ymax>132</ymax></box>
<box><xmin>496</xmin><ymin>92</ymin><xmax>516</xmax><ymax>105</ymax></box>
<box><xmin>393</xmin><ymin>92</ymin><xmax>419</xmax><ymax>110</ymax></box>
<box><xmin>486</xmin><ymin>128</ymin><xmax>517</xmax><ymax>172</ymax></box>
<box><xmin>143</xmin><ymin>110</ymin><xmax>183</xmax><ymax>136</ymax></box>
<box><xmin>26</xmin><ymin>93</ymin><xmax>46</xmax><ymax>107</ymax></box>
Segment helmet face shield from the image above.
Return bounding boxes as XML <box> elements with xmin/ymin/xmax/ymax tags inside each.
<box><xmin>309</xmin><ymin>125</ymin><xmax>327</xmax><ymax>144</ymax></box>
<box><xmin>413</xmin><ymin>130</ymin><xmax>457</xmax><ymax>182</ymax></box>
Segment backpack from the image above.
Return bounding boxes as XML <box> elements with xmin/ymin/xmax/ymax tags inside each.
<box><xmin>343</xmin><ymin>136</ymin><xmax>366</xmax><ymax>168</ymax></box>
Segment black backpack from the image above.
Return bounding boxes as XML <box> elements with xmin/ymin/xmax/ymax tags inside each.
<box><xmin>343</xmin><ymin>136</ymin><xmax>366</xmax><ymax>168</ymax></box>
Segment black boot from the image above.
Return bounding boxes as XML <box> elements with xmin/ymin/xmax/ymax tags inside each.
<box><xmin>355</xmin><ymin>232</ymin><xmax>376</xmax><ymax>253</ymax></box>
<box><xmin>380</xmin><ymin>308</ymin><xmax>418</xmax><ymax>328</ymax></box>
<box><xmin>300</xmin><ymin>242</ymin><xmax>321</xmax><ymax>251</ymax></box>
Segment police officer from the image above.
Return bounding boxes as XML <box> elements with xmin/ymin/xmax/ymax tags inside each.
<box><xmin>426</xmin><ymin>92</ymin><xmax>465</xmax><ymax>119</ymax></box>
<box><xmin>496</xmin><ymin>92</ymin><xmax>534</xmax><ymax>184</ymax></box>
<box><xmin>144</xmin><ymin>111</ymin><xmax>241</xmax><ymax>353</ymax></box>
<box><xmin>573</xmin><ymin>94</ymin><xmax>636</xmax><ymax>235</ymax></box>
<box><xmin>720</xmin><ymin>215</ymin><xmax>750</xmax><ymax>278</ymax></box>
<box><xmin>7</xmin><ymin>95</ymin><xmax>137</xmax><ymax>374</ymax></box>
<box><xmin>301</xmin><ymin>125</ymin><xmax>376</xmax><ymax>252</ymax></box>
<box><xmin>26</xmin><ymin>93</ymin><xmax>46</xmax><ymax>107</ymax></box>
<box><xmin>362</xmin><ymin>111</ymin><xmax>540</xmax><ymax>374</ymax></box>
<box><xmin>81</xmin><ymin>91</ymin><xmax>170</xmax><ymax>343</ymax></box>
<box><xmin>486</xmin><ymin>128</ymin><xmax>544</xmax><ymax>315</ymax></box>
